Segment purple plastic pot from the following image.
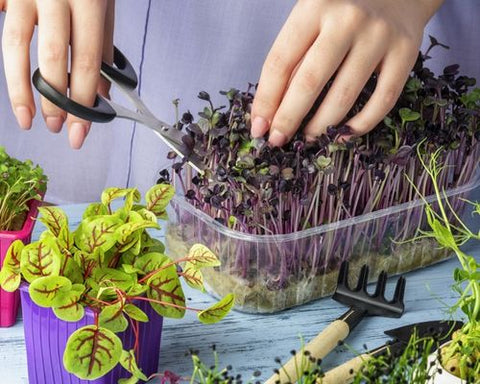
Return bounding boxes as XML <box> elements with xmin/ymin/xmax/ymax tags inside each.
<box><xmin>0</xmin><ymin>198</ymin><xmax>43</xmax><ymax>327</ymax></box>
<box><xmin>20</xmin><ymin>284</ymin><xmax>163</xmax><ymax>384</ymax></box>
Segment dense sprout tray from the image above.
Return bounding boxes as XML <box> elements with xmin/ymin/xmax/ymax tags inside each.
<box><xmin>166</xmin><ymin>171</ymin><xmax>480</xmax><ymax>313</ymax></box>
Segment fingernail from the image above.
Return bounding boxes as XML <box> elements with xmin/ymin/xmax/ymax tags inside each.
<box><xmin>15</xmin><ymin>106</ymin><xmax>32</xmax><ymax>130</ymax></box>
<box><xmin>268</xmin><ymin>129</ymin><xmax>287</xmax><ymax>147</ymax></box>
<box><xmin>251</xmin><ymin>116</ymin><xmax>269</xmax><ymax>138</ymax></box>
<box><xmin>46</xmin><ymin>116</ymin><xmax>64</xmax><ymax>133</ymax></box>
<box><xmin>69</xmin><ymin>122</ymin><xmax>87</xmax><ymax>149</ymax></box>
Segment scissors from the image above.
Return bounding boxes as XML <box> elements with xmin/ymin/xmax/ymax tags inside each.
<box><xmin>32</xmin><ymin>47</ymin><xmax>206</xmax><ymax>173</ymax></box>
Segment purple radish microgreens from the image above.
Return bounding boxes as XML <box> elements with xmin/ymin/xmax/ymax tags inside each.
<box><xmin>161</xmin><ymin>39</ymin><xmax>480</xmax><ymax>296</ymax></box>
<box><xmin>0</xmin><ymin>185</ymin><xmax>234</xmax><ymax>383</ymax></box>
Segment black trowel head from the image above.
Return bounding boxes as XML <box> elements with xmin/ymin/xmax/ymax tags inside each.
<box><xmin>384</xmin><ymin>320</ymin><xmax>464</xmax><ymax>343</ymax></box>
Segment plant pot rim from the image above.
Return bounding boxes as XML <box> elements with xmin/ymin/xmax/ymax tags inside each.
<box><xmin>0</xmin><ymin>195</ymin><xmax>44</xmax><ymax>238</ymax></box>
<box><xmin>427</xmin><ymin>340</ymin><xmax>466</xmax><ymax>384</ymax></box>
<box><xmin>170</xmin><ymin>166</ymin><xmax>480</xmax><ymax>242</ymax></box>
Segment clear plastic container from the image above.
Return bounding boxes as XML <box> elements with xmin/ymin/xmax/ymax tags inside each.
<box><xmin>166</xmin><ymin>171</ymin><xmax>480</xmax><ymax>314</ymax></box>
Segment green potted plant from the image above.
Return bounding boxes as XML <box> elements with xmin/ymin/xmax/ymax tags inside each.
<box><xmin>0</xmin><ymin>184</ymin><xmax>234</xmax><ymax>384</ymax></box>
<box><xmin>0</xmin><ymin>145</ymin><xmax>47</xmax><ymax>327</ymax></box>
<box><xmin>412</xmin><ymin>147</ymin><xmax>480</xmax><ymax>383</ymax></box>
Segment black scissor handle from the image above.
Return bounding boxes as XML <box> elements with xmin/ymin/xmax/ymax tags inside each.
<box><xmin>32</xmin><ymin>46</ymin><xmax>137</xmax><ymax>123</ymax></box>
<box><xmin>101</xmin><ymin>46</ymin><xmax>138</xmax><ymax>89</ymax></box>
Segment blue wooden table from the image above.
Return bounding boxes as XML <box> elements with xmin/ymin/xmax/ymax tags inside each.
<box><xmin>1</xmin><ymin>196</ymin><xmax>479</xmax><ymax>383</ymax></box>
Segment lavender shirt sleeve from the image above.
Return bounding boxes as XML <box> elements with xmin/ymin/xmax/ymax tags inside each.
<box><xmin>0</xmin><ymin>0</ymin><xmax>477</xmax><ymax>204</ymax></box>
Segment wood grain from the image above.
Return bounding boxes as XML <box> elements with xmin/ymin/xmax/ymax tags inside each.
<box><xmin>0</xmin><ymin>193</ymin><xmax>478</xmax><ymax>382</ymax></box>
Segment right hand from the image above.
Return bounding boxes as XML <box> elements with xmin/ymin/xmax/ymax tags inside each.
<box><xmin>1</xmin><ymin>0</ymin><xmax>115</xmax><ymax>149</ymax></box>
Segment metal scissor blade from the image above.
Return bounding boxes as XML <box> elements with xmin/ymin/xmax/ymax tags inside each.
<box><xmin>151</xmin><ymin>130</ymin><xmax>206</xmax><ymax>174</ymax></box>
<box><xmin>105</xmin><ymin>99</ymin><xmax>206</xmax><ymax>174</ymax></box>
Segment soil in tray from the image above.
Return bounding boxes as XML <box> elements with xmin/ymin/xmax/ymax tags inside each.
<box><xmin>166</xmin><ymin>225</ymin><xmax>450</xmax><ymax>313</ymax></box>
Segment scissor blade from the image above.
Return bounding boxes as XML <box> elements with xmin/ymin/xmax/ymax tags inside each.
<box><xmin>151</xmin><ymin>130</ymin><xmax>206</xmax><ymax>174</ymax></box>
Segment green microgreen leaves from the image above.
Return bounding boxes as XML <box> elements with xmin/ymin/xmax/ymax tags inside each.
<box><xmin>0</xmin><ymin>185</ymin><xmax>233</xmax><ymax>381</ymax></box>
<box><xmin>0</xmin><ymin>146</ymin><xmax>47</xmax><ymax>231</ymax></box>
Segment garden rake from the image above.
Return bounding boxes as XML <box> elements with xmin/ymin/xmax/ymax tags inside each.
<box><xmin>265</xmin><ymin>261</ymin><xmax>406</xmax><ymax>384</ymax></box>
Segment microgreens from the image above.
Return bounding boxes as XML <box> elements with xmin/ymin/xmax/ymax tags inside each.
<box><xmin>0</xmin><ymin>146</ymin><xmax>47</xmax><ymax>231</ymax></box>
<box><xmin>408</xmin><ymin>144</ymin><xmax>480</xmax><ymax>381</ymax></box>
<box><xmin>0</xmin><ymin>185</ymin><xmax>234</xmax><ymax>383</ymax></box>
<box><xmin>162</xmin><ymin>38</ymin><xmax>480</xmax><ymax>312</ymax></box>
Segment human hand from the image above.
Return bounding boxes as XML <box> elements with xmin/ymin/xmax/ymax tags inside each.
<box><xmin>1</xmin><ymin>0</ymin><xmax>115</xmax><ymax>149</ymax></box>
<box><xmin>251</xmin><ymin>0</ymin><xmax>444</xmax><ymax>146</ymax></box>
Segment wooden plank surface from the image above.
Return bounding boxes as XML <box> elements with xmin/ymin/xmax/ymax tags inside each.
<box><xmin>0</xmin><ymin>199</ymin><xmax>478</xmax><ymax>383</ymax></box>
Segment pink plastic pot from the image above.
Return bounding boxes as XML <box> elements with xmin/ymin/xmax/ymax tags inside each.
<box><xmin>20</xmin><ymin>284</ymin><xmax>163</xmax><ymax>384</ymax></box>
<box><xmin>0</xmin><ymin>198</ymin><xmax>43</xmax><ymax>327</ymax></box>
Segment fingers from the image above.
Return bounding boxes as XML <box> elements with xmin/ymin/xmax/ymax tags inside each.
<box><xmin>251</xmin><ymin>1</ymin><xmax>319</xmax><ymax>140</ymax></box>
<box><xmin>303</xmin><ymin>35</ymin><xmax>387</xmax><ymax>139</ymax></box>
<box><xmin>98</xmin><ymin>0</ymin><xmax>114</xmax><ymax>98</ymax></box>
<box><xmin>37</xmin><ymin>0</ymin><xmax>70</xmax><ymax>133</ymax></box>
<box><xmin>67</xmin><ymin>0</ymin><xmax>107</xmax><ymax>148</ymax></box>
<box><xmin>342</xmin><ymin>42</ymin><xmax>419</xmax><ymax>138</ymax></box>
<box><xmin>2</xmin><ymin>0</ymin><xmax>36</xmax><ymax>129</ymax></box>
<box><xmin>267</xmin><ymin>30</ymin><xmax>352</xmax><ymax>146</ymax></box>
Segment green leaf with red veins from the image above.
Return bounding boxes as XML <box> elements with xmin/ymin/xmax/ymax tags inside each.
<box><xmin>0</xmin><ymin>240</ymin><xmax>24</xmax><ymax>292</ymax></box>
<box><xmin>92</xmin><ymin>267</ymin><xmax>135</xmax><ymax>292</ymax></box>
<box><xmin>53</xmin><ymin>284</ymin><xmax>85</xmax><ymax>322</ymax></box>
<box><xmin>142</xmin><ymin>234</ymin><xmax>165</xmax><ymax>254</ymax></box>
<box><xmin>181</xmin><ymin>261</ymin><xmax>205</xmax><ymax>291</ymax></box>
<box><xmin>145</xmin><ymin>184</ymin><xmax>175</xmax><ymax>216</ymax></box>
<box><xmin>38</xmin><ymin>206</ymin><xmax>68</xmax><ymax>237</ymax></box>
<box><xmin>57</xmin><ymin>226</ymin><xmax>75</xmax><ymax>253</ymax></box>
<box><xmin>187</xmin><ymin>244</ymin><xmax>221</xmax><ymax>269</ymax></box>
<box><xmin>101</xmin><ymin>187</ymin><xmax>141</xmax><ymax>207</ymax></box>
<box><xmin>20</xmin><ymin>238</ymin><xmax>62</xmax><ymax>283</ymax></box>
<box><xmin>74</xmin><ymin>249</ymin><xmax>102</xmax><ymax>276</ymax></box>
<box><xmin>117</xmin><ymin>231</ymin><xmax>141</xmax><ymax>254</ymax></box>
<box><xmin>132</xmin><ymin>207</ymin><xmax>158</xmax><ymax>224</ymax></box>
<box><xmin>119</xmin><ymin>349</ymin><xmax>148</xmax><ymax>381</ymax></box>
<box><xmin>29</xmin><ymin>275</ymin><xmax>72</xmax><ymax>307</ymax></box>
<box><xmin>147</xmin><ymin>264</ymin><xmax>185</xmax><ymax>319</ymax></box>
<box><xmin>74</xmin><ymin>216</ymin><xmax>121</xmax><ymax>254</ymax></box>
<box><xmin>123</xmin><ymin>304</ymin><xmax>149</xmax><ymax>323</ymax></box>
<box><xmin>60</xmin><ymin>253</ymin><xmax>83</xmax><ymax>284</ymax></box>
<box><xmin>63</xmin><ymin>325</ymin><xmax>122</xmax><ymax>380</ymax></box>
<box><xmin>129</xmin><ymin>233</ymin><xmax>143</xmax><ymax>256</ymax></box>
<box><xmin>99</xmin><ymin>301</ymin><xmax>128</xmax><ymax>333</ymax></box>
<box><xmin>116</xmin><ymin>213</ymin><xmax>159</xmax><ymax>252</ymax></box>
<box><xmin>197</xmin><ymin>293</ymin><xmax>235</xmax><ymax>324</ymax></box>
<box><xmin>2</xmin><ymin>240</ymin><xmax>23</xmax><ymax>270</ymax></box>
<box><xmin>134</xmin><ymin>252</ymin><xmax>170</xmax><ymax>274</ymax></box>
<box><xmin>126</xmin><ymin>283</ymin><xmax>148</xmax><ymax>297</ymax></box>
<box><xmin>122</xmin><ymin>264</ymin><xmax>144</xmax><ymax>275</ymax></box>
<box><xmin>83</xmin><ymin>202</ymin><xmax>109</xmax><ymax>220</ymax></box>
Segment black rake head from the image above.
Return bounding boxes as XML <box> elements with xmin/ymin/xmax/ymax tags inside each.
<box><xmin>332</xmin><ymin>261</ymin><xmax>406</xmax><ymax>318</ymax></box>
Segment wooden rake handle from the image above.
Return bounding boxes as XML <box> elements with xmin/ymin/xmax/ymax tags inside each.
<box><xmin>318</xmin><ymin>353</ymin><xmax>370</xmax><ymax>384</ymax></box>
<box><xmin>265</xmin><ymin>320</ymin><xmax>350</xmax><ymax>384</ymax></box>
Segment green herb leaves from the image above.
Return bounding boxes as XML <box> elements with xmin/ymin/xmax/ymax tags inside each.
<box><xmin>0</xmin><ymin>146</ymin><xmax>47</xmax><ymax>231</ymax></box>
<box><xmin>0</xmin><ymin>184</ymin><xmax>234</xmax><ymax>381</ymax></box>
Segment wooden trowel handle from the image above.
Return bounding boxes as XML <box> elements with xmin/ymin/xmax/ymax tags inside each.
<box><xmin>318</xmin><ymin>353</ymin><xmax>370</xmax><ymax>384</ymax></box>
<box><xmin>265</xmin><ymin>320</ymin><xmax>350</xmax><ymax>384</ymax></box>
